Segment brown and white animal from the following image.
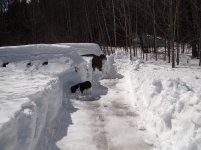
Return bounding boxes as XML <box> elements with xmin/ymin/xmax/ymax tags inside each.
<box><xmin>70</xmin><ymin>81</ymin><xmax>92</xmax><ymax>95</ymax></box>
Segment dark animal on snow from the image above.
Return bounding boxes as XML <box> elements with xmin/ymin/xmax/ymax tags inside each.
<box><xmin>42</xmin><ymin>61</ymin><xmax>48</xmax><ymax>66</ymax></box>
<box><xmin>27</xmin><ymin>62</ymin><xmax>32</xmax><ymax>67</ymax></box>
<box><xmin>2</xmin><ymin>62</ymin><xmax>9</xmax><ymax>67</ymax></box>
<box><xmin>81</xmin><ymin>54</ymin><xmax>107</xmax><ymax>71</ymax></box>
<box><xmin>91</xmin><ymin>54</ymin><xmax>107</xmax><ymax>71</ymax></box>
<box><xmin>70</xmin><ymin>81</ymin><xmax>92</xmax><ymax>94</ymax></box>
<box><xmin>75</xmin><ymin>67</ymin><xmax>78</xmax><ymax>72</ymax></box>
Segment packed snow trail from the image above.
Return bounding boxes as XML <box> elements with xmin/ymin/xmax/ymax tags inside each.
<box><xmin>57</xmin><ymin>74</ymin><xmax>151</xmax><ymax>150</ymax></box>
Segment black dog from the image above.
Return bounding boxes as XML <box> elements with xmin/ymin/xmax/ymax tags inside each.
<box><xmin>2</xmin><ymin>62</ymin><xmax>9</xmax><ymax>67</ymax></box>
<box><xmin>92</xmin><ymin>54</ymin><xmax>107</xmax><ymax>71</ymax></box>
<box><xmin>42</xmin><ymin>61</ymin><xmax>48</xmax><ymax>66</ymax></box>
<box><xmin>81</xmin><ymin>54</ymin><xmax>107</xmax><ymax>71</ymax></box>
<box><xmin>71</xmin><ymin>81</ymin><xmax>92</xmax><ymax>94</ymax></box>
<box><xmin>27</xmin><ymin>62</ymin><xmax>32</xmax><ymax>67</ymax></box>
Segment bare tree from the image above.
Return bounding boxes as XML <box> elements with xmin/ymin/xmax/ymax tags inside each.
<box><xmin>112</xmin><ymin>0</ymin><xmax>117</xmax><ymax>47</ymax></box>
<box><xmin>176</xmin><ymin>0</ymin><xmax>180</xmax><ymax>65</ymax></box>
<box><xmin>153</xmin><ymin>0</ymin><xmax>157</xmax><ymax>61</ymax></box>
<box><xmin>169</xmin><ymin>0</ymin><xmax>175</xmax><ymax>68</ymax></box>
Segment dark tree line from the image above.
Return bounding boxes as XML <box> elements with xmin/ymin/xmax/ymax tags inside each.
<box><xmin>0</xmin><ymin>0</ymin><xmax>201</xmax><ymax>66</ymax></box>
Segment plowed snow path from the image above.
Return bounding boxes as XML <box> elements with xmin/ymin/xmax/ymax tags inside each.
<box><xmin>57</xmin><ymin>76</ymin><xmax>151</xmax><ymax>150</ymax></box>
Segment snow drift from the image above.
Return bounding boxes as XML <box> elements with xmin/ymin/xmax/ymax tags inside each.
<box><xmin>113</xmin><ymin>50</ymin><xmax>201</xmax><ymax>150</ymax></box>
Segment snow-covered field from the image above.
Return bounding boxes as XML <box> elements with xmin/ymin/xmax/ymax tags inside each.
<box><xmin>0</xmin><ymin>44</ymin><xmax>200</xmax><ymax>150</ymax></box>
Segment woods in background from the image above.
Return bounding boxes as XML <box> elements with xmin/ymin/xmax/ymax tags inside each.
<box><xmin>0</xmin><ymin>0</ymin><xmax>201</xmax><ymax>66</ymax></box>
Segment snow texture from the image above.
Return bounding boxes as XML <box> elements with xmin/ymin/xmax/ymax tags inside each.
<box><xmin>0</xmin><ymin>45</ymin><xmax>200</xmax><ymax>150</ymax></box>
<box><xmin>58</xmin><ymin>43</ymin><xmax>103</xmax><ymax>56</ymax></box>
<box><xmin>57</xmin><ymin>53</ymin><xmax>150</xmax><ymax>150</ymax></box>
<box><xmin>0</xmin><ymin>44</ymin><xmax>89</xmax><ymax>150</ymax></box>
<box><xmin>125</xmin><ymin>50</ymin><xmax>201</xmax><ymax>150</ymax></box>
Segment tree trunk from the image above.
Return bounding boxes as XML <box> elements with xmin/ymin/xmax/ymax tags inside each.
<box><xmin>100</xmin><ymin>1</ymin><xmax>111</xmax><ymax>48</ymax></box>
<box><xmin>164</xmin><ymin>40</ymin><xmax>167</xmax><ymax>61</ymax></box>
<box><xmin>191</xmin><ymin>41</ymin><xmax>198</xmax><ymax>58</ymax></box>
<box><xmin>199</xmin><ymin>46</ymin><xmax>201</xmax><ymax>66</ymax></box>
<box><xmin>182</xmin><ymin>43</ymin><xmax>185</xmax><ymax>53</ymax></box>
<box><xmin>176</xmin><ymin>0</ymin><xmax>179</xmax><ymax>65</ymax></box>
<box><xmin>170</xmin><ymin>0</ymin><xmax>175</xmax><ymax>68</ymax></box>
<box><xmin>112</xmin><ymin>0</ymin><xmax>117</xmax><ymax>47</ymax></box>
<box><xmin>122</xmin><ymin>0</ymin><xmax>128</xmax><ymax>51</ymax></box>
<box><xmin>199</xmin><ymin>37</ymin><xmax>201</xmax><ymax>66</ymax></box>
<box><xmin>134</xmin><ymin>2</ymin><xmax>138</xmax><ymax>57</ymax></box>
<box><xmin>168</xmin><ymin>40</ymin><xmax>171</xmax><ymax>63</ymax></box>
<box><xmin>84</xmin><ymin>0</ymin><xmax>93</xmax><ymax>42</ymax></box>
<box><xmin>153</xmin><ymin>0</ymin><xmax>157</xmax><ymax>61</ymax></box>
<box><xmin>176</xmin><ymin>43</ymin><xmax>179</xmax><ymax>65</ymax></box>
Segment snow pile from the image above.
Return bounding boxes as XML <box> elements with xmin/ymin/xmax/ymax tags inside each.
<box><xmin>0</xmin><ymin>79</ymin><xmax>63</xmax><ymax>150</ymax></box>
<box><xmin>107</xmin><ymin>50</ymin><xmax>201</xmax><ymax>150</ymax></box>
<box><xmin>0</xmin><ymin>44</ymin><xmax>90</xmax><ymax>150</ymax></box>
<box><xmin>0</xmin><ymin>44</ymin><xmax>83</xmax><ymax>64</ymax></box>
<box><xmin>128</xmin><ymin>56</ymin><xmax>201</xmax><ymax>150</ymax></box>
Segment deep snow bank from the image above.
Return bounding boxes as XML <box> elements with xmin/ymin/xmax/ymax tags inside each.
<box><xmin>0</xmin><ymin>44</ymin><xmax>84</xmax><ymax>64</ymax></box>
<box><xmin>0</xmin><ymin>79</ymin><xmax>63</xmax><ymax>150</ymax></box>
<box><xmin>0</xmin><ymin>44</ymin><xmax>84</xmax><ymax>126</ymax></box>
<box><xmin>109</xmin><ymin>50</ymin><xmax>201</xmax><ymax>150</ymax></box>
<box><xmin>128</xmin><ymin>56</ymin><xmax>201</xmax><ymax>150</ymax></box>
<box><xmin>0</xmin><ymin>44</ymin><xmax>89</xmax><ymax>150</ymax></box>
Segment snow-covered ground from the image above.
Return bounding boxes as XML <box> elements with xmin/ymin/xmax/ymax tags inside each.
<box><xmin>57</xmin><ymin>74</ymin><xmax>151</xmax><ymax>150</ymax></box>
<box><xmin>0</xmin><ymin>44</ymin><xmax>200</xmax><ymax>150</ymax></box>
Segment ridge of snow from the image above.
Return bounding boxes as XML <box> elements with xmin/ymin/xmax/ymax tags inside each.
<box><xmin>58</xmin><ymin>43</ymin><xmax>103</xmax><ymax>55</ymax></box>
<box><xmin>126</xmin><ymin>53</ymin><xmax>201</xmax><ymax>150</ymax></box>
<box><xmin>0</xmin><ymin>44</ymin><xmax>83</xmax><ymax>65</ymax></box>
<box><xmin>0</xmin><ymin>44</ymin><xmax>90</xmax><ymax>150</ymax></box>
<box><xmin>105</xmin><ymin>50</ymin><xmax>201</xmax><ymax>150</ymax></box>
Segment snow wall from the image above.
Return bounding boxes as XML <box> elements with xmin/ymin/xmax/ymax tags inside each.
<box><xmin>0</xmin><ymin>44</ymin><xmax>97</xmax><ymax>150</ymax></box>
<box><xmin>126</xmin><ymin>54</ymin><xmax>201</xmax><ymax>150</ymax></box>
